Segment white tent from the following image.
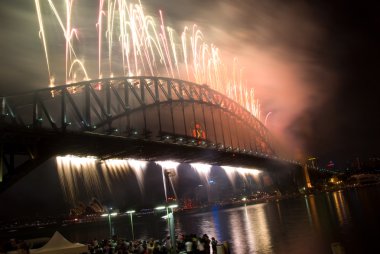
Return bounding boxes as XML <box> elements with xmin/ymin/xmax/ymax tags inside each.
<box><xmin>32</xmin><ymin>231</ymin><xmax>88</xmax><ymax>254</ymax></box>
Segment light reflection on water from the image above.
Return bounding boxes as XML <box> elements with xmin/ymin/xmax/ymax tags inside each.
<box><xmin>244</xmin><ymin>203</ymin><xmax>272</xmax><ymax>253</ymax></box>
<box><xmin>175</xmin><ymin>204</ymin><xmax>273</xmax><ymax>253</ymax></box>
<box><xmin>244</xmin><ymin>205</ymin><xmax>257</xmax><ymax>253</ymax></box>
<box><xmin>332</xmin><ymin>190</ymin><xmax>351</xmax><ymax>225</ymax></box>
<box><xmin>3</xmin><ymin>187</ymin><xmax>380</xmax><ymax>253</ymax></box>
<box><xmin>305</xmin><ymin>195</ymin><xmax>321</xmax><ymax>232</ymax></box>
<box><xmin>228</xmin><ymin>209</ymin><xmax>246</xmax><ymax>254</ymax></box>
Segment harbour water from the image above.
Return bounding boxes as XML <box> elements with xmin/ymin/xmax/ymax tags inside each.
<box><xmin>2</xmin><ymin>186</ymin><xmax>380</xmax><ymax>253</ymax></box>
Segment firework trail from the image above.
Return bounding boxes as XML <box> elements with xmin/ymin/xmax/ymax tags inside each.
<box><xmin>34</xmin><ymin>0</ymin><xmax>262</xmax><ymax>120</ymax></box>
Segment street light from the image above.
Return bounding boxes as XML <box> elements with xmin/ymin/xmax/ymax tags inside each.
<box><xmin>168</xmin><ymin>204</ymin><xmax>178</xmax><ymax>217</ymax></box>
<box><xmin>242</xmin><ymin>197</ymin><xmax>247</xmax><ymax>207</ymax></box>
<box><xmin>102</xmin><ymin>211</ymin><xmax>118</xmax><ymax>237</ymax></box>
<box><xmin>126</xmin><ymin>210</ymin><xmax>136</xmax><ymax>240</ymax></box>
<box><xmin>155</xmin><ymin>204</ymin><xmax>178</xmax><ymax>253</ymax></box>
<box><xmin>168</xmin><ymin>204</ymin><xmax>178</xmax><ymax>209</ymax></box>
<box><xmin>167</xmin><ymin>204</ymin><xmax>178</xmax><ymax>253</ymax></box>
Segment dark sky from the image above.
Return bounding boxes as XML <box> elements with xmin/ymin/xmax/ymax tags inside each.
<box><xmin>0</xmin><ymin>0</ymin><xmax>380</xmax><ymax>217</ymax></box>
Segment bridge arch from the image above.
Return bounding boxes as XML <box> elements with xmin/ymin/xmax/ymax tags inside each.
<box><xmin>1</xmin><ymin>77</ymin><xmax>276</xmax><ymax>156</ymax></box>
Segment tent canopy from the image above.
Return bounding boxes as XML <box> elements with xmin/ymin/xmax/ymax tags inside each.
<box><xmin>33</xmin><ymin>231</ymin><xmax>87</xmax><ymax>254</ymax></box>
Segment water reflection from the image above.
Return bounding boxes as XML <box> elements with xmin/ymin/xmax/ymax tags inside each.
<box><xmin>211</xmin><ymin>207</ymin><xmax>223</xmax><ymax>242</ymax></box>
<box><xmin>5</xmin><ymin>187</ymin><xmax>380</xmax><ymax>253</ymax></box>
<box><xmin>275</xmin><ymin>201</ymin><xmax>283</xmax><ymax>226</ymax></box>
<box><xmin>243</xmin><ymin>205</ymin><xmax>256</xmax><ymax>253</ymax></box>
<box><xmin>242</xmin><ymin>203</ymin><xmax>272</xmax><ymax>253</ymax></box>
<box><xmin>175</xmin><ymin>203</ymin><xmax>272</xmax><ymax>253</ymax></box>
<box><xmin>332</xmin><ymin>191</ymin><xmax>350</xmax><ymax>225</ymax></box>
<box><xmin>229</xmin><ymin>210</ymin><xmax>245</xmax><ymax>254</ymax></box>
<box><xmin>305</xmin><ymin>195</ymin><xmax>321</xmax><ymax>232</ymax></box>
<box><xmin>224</xmin><ymin>204</ymin><xmax>273</xmax><ymax>254</ymax></box>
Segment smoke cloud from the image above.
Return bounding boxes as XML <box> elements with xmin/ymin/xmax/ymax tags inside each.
<box><xmin>149</xmin><ymin>0</ymin><xmax>338</xmax><ymax>158</ymax></box>
<box><xmin>0</xmin><ymin>0</ymin><xmax>341</xmax><ymax>159</ymax></box>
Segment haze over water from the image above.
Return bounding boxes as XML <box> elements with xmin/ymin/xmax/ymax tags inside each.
<box><xmin>3</xmin><ymin>186</ymin><xmax>380</xmax><ymax>253</ymax></box>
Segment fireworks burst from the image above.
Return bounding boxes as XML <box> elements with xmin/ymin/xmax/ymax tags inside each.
<box><xmin>34</xmin><ymin>0</ymin><xmax>262</xmax><ymax>120</ymax></box>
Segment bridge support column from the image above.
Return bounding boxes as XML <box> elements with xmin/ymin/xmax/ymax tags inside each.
<box><xmin>303</xmin><ymin>164</ymin><xmax>312</xmax><ymax>188</ymax></box>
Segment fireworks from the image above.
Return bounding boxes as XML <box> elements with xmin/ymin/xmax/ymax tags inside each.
<box><xmin>56</xmin><ymin>155</ymin><xmax>262</xmax><ymax>204</ymax></box>
<box><xmin>56</xmin><ymin>155</ymin><xmax>148</xmax><ymax>204</ymax></box>
<box><xmin>34</xmin><ymin>0</ymin><xmax>261</xmax><ymax>120</ymax></box>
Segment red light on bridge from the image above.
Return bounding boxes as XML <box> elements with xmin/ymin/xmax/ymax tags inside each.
<box><xmin>192</xmin><ymin>123</ymin><xmax>206</xmax><ymax>139</ymax></box>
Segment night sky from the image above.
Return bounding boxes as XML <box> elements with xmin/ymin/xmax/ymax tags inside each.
<box><xmin>0</xmin><ymin>0</ymin><xmax>380</xmax><ymax>217</ymax></box>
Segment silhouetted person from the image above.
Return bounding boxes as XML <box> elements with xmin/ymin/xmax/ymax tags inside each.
<box><xmin>202</xmin><ymin>234</ymin><xmax>210</xmax><ymax>254</ymax></box>
<box><xmin>211</xmin><ymin>237</ymin><xmax>217</xmax><ymax>253</ymax></box>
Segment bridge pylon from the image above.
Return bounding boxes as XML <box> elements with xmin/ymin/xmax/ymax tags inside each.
<box><xmin>303</xmin><ymin>163</ymin><xmax>313</xmax><ymax>189</ymax></box>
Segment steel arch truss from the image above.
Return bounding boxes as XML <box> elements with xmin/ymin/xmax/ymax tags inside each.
<box><xmin>0</xmin><ymin>77</ymin><xmax>276</xmax><ymax>156</ymax></box>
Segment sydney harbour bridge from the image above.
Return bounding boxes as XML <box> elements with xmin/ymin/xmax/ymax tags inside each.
<box><xmin>0</xmin><ymin>76</ymin><xmax>327</xmax><ymax>192</ymax></box>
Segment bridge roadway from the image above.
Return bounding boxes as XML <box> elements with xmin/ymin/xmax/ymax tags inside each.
<box><xmin>0</xmin><ymin>122</ymin><xmax>301</xmax><ymax>192</ymax></box>
<box><xmin>0</xmin><ymin>77</ymin><xmax>302</xmax><ymax>192</ymax></box>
